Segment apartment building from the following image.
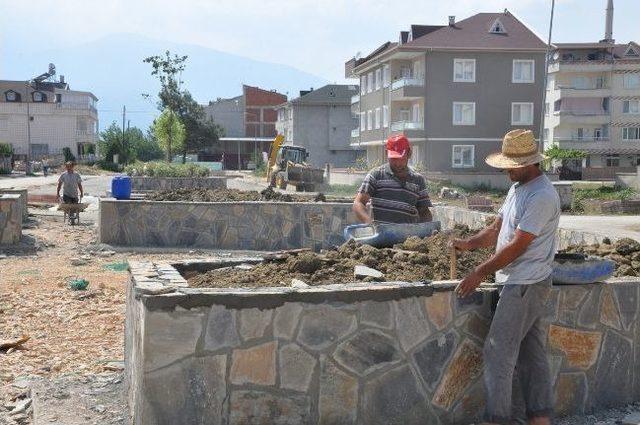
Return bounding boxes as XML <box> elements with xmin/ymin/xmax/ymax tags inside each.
<box><xmin>544</xmin><ymin>0</ymin><xmax>640</xmax><ymax>180</ymax></box>
<box><xmin>345</xmin><ymin>11</ymin><xmax>546</xmax><ymax>176</ymax></box>
<box><xmin>0</xmin><ymin>77</ymin><xmax>98</xmax><ymax>160</ymax></box>
<box><xmin>276</xmin><ymin>84</ymin><xmax>362</xmax><ymax>167</ymax></box>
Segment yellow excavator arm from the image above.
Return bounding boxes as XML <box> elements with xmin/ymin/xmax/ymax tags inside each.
<box><xmin>266</xmin><ymin>134</ymin><xmax>285</xmax><ymax>183</ymax></box>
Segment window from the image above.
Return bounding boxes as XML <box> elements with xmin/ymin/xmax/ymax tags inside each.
<box><xmin>623</xmin><ymin>127</ymin><xmax>640</xmax><ymax>140</ymax></box>
<box><xmin>625</xmin><ymin>45</ymin><xmax>639</xmax><ymax>57</ymax></box>
<box><xmin>545</xmin><ymin>103</ymin><xmax>550</xmax><ymax>116</ymax></box>
<box><xmin>375</xmin><ymin>107</ymin><xmax>381</xmax><ymax>129</ymax></box>
<box><xmin>623</xmin><ymin>100</ymin><xmax>640</xmax><ymax>114</ymax></box>
<box><xmin>623</xmin><ymin>74</ymin><xmax>640</xmax><ymax>89</ymax></box>
<box><xmin>0</xmin><ymin>117</ymin><xmax>7</xmax><ymax>131</ymax></box>
<box><xmin>489</xmin><ymin>18</ymin><xmax>506</xmax><ymax>34</ymax></box>
<box><xmin>453</xmin><ymin>102</ymin><xmax>475</xmax><ymax>125</ymax></box>
<box><xmin>383</xmin><ymin>65</ymin><xmax>390</xmax><ymax>87</ymax></box>
<box><xmin>511</xmin><ymin>102</ymin><xmax>534</xmax><ymax>125</ymax></box>
<box><xmin>453</xmin><ymin>59</ymin><xmax>476</xmax><ymax>82</ymax></box>
<box><xmin>399</xmin><ymin>108</ymin><xmax>411</xmax><ymax>122</ymax></box>
<box><xmin>367</xmin><ymin>110</ymin><xmax>373</xmax><ymax>130</ymax></box>
<box><xmin>32</xmin><ymin>91</ymin><xmax>46</xmax><ymax>102</ymax></box>
<box><xmin>412</xmin><ymin>104</ymin><xmax>421</xmax><ymax>122</ymax></box>
<box><xmin>512</xmin><ymin>60</ymin><xmax>535</xmax><ymax>83</ymax></box>
<box><xmin>5</xmin><ymin>90</ymin><xmax>19</xmax><ymax>102</ymax></box>
<box><xmin>375</xmin><ymin>69</ymin><xmax>382</xmax><ymax>90</ymax></box>
<box><xmin>383</xmin><ymin>105</ymin><xmax>389</xmax><ymax>127</ymax></box>
<box><xmin>400</xmin><ymin>65</ymin><xmax>411</xmax><ymax>78</ymax></box>
<box><xmin>543</xmin><ymin>129</ymin><xmax>549</xmax><ymax>143</ymax></box>
<box><xmin>606</xmin><ymin>155</ymin><xmax>620</xmax><ymax>167</ymax></box>
<box><xmin>360</xmin><ymin>76</ymin><xmax>366</xmax><ymax>95</ymax></box>
<box><xmin>452</xmin><ymin>145</ymin><xmax>475</xmax><ymax>168</ymax></box>
<box><xmin>594</xmin><ymin>128</ymin><xmax>603</xmax><ymax>140</ymax></box>
<box><xmin>360</xmin><ymin>112</ymin><xmax>366</xmax><ymax>131</ymax></box>
<box><xmin>367</xmin><ymin>72</ymin><xmax>374</xmax><ymax>93</ymax></box>
<box><xmin>576</xmin><ymin>128</ymin><xmax>584</xmax><ymax>139</ymax></box>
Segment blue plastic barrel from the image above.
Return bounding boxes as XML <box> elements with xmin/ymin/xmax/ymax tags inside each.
<box><xmin>111</xmin><ymin>175</ymin><xmax>132</xmax><ymax>200</ymax></box>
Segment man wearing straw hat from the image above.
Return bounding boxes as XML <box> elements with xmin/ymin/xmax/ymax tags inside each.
<box><xmin>450</xmin><ymin>129</ymin><xmax>560</xmax><ymax>425</ymax></box>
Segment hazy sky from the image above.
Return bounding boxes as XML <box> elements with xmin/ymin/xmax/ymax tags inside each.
<box><xmin>1</xmin><ymin>0</ymin><xmax>639</xmax><ymax>82</ymax></box>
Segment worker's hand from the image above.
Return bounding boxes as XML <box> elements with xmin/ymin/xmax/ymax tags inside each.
<box><xmin>455</xmin><ymin>270</ymin><xmax>483</xmax><ymax>298</ymax></box>
<box><xmin>448</xmin><ymin>238</ymin><xmax>472</xmax><ymax>252</ymax></box>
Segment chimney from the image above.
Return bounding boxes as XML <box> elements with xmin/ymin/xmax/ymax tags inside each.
<box><xmin>448</xmin><ymin>16</ymin><xmax>455</xmax><ymax>26</ymax></box>
<box><xmin>59</xmin><ymin>75</ymin><xmax>65</xmax><ymax>84</ymax></box>
<box><xmin>604</xmin><ymin>0</ymin><xmax>614</xmax><ymax>43</ymax></box>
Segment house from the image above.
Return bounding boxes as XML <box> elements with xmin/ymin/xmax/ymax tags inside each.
<box><xmin>0</xmin><ymin>75</ymin><xmax>98</xmax><ymax>161</ymax></box>
<box><xmin>345</xmin><ymin>11</ymin><xmax>546</xmax><ymax>181</ymax></box>
<box><xmin>276</xmin><ymin>84</ymin><xmax>363</xmax><ymax>168</ymax></box>
<box><xmin>544</xmin><ymin>0</ymin><xmax>640</xmax><ymax>180</ymax></box>
<box><xmin>203</xmin><ymin>85</ymin><xmax>286</xmax><ymax>169</ymax></box>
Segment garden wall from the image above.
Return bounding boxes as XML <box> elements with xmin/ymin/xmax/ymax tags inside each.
<box><xmin>0</xmin><ymin>189</ymin><xmax>28</xmax><ymax>221</ymax></box>
<box><xmin>0</xmin><ymin>194</ymin><xmax>22</xmax><ymax>244</ymax></box>
<box><xmin>130</xmin><ymin>176</ymin><xmax>228</xmax><ymax>192</ymax></box>
<box><xmin>125</xmin><ymin>259</ymin><xmax>640</xmax><ymax>425</ymax></box>
<box><xmin>99</xmin><ymin>199</ymin><xmax>355</xmax><ymax>251</ymax></box>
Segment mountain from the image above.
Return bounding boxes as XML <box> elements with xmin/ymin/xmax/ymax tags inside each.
<box><xmin>0</xmin><ymin>33</ymin><xmax>329</xmax><ymax>130</ymax></box>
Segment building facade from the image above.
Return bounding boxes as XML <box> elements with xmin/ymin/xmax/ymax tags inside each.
<box><xmin>544</xmin><ymin>1</ymin><xmax>640</xmax><ymax>180</ymax></box>
<box><xmin>0</xmin><ymin>78</ymin><xmax>98</xmax><ymax>160</ymax></box>
<box><xmin>345</xmin><ymin>11</ymin><xmax>546</xmax><ymax>176</ymax></box>
<box><xmin>276</xmin><ymin>85</ymin><xmax>363</xmax><ymax>168</ymax></box>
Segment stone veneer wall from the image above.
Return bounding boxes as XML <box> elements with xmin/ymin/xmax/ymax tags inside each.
<box><xmin>99</xmin><ymin>200</ymin><xmax>356</xmax><ymax>250</ymax></box>
<box><xmin>0</xmin><ymin>189</ymin><xmax>28</xmax><ymax>221</ymax></box>
<box><xmin>0</xmin><ymin>194</ymin><xmax>22</xmax><ymax>244</ymax></box>
<box><xmin>126</xmin><ymin>259</ymin><xmax>640</xmax><ymax>425</ymax></box>
<box><xmin>129</xmin><ymin>176</ymin><xmax>228</xmax><ymax>192</ymax></box>
<box><xmin>432</xmin><ymin>206</ymin><xmax>612</xmax><ymax>249</ymax></box>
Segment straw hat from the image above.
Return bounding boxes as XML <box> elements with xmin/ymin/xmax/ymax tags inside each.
<box><xmin>485</xmin><ymin>129</ymin><xmax>546</xmax><ymax>169</ymax></box>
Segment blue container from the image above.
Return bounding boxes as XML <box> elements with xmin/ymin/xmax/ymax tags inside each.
<box><xmin>111</xmin><ymin>175</ymin><xmax>132</xmax><ymax>200</ymax></box>
<box><xmin>343</xmin><ymin>221</ymin><xmax>442</xmax><ymax>248</ymax></box>
<box><xmin>552</xmin><ymin>253</ymin><xmax>616</xmax><ymax>284</ymax></box>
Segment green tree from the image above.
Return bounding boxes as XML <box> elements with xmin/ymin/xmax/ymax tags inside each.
<box><xmin>130</xmin><ymin>128</ymin><xmax>164</xmax><ymax>162</ymax></box>
<box><xmin>152</xmin><ymin>109</ymin><xmax>186</xmax><ymax>161</ymax></box>
<box><xmin>98</xmin><ymin>122</ymin><xmax>135</xmax><ymax>164</ymax></box>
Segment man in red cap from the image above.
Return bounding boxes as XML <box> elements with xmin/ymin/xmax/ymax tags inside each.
<box><xmin>353</xmin><ymin>134</ymin><xmax>432</xmax><ymax>224</ymax></box>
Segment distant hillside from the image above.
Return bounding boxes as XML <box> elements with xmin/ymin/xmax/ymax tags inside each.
<box><xmin>0</xmin><ymin>33</ymin><xmax>328</xmax><ymax>130</ymax></box>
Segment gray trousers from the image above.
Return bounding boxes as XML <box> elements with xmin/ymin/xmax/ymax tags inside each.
<box><xmin>483</xmin><ymin>277</ymin><xmax>554</xmax><ymax>424</ymax></box>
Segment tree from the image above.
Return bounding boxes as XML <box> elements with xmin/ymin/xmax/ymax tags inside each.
<box><xmin>152</xmin><ymin>109</ymin><xmax>186</xmax><ymax>161</ymax></box>
<box><xmin>98</xmin><ymin>122</ymin><xmax>135</xmax><ymax>164</ymax></box>
<box><xmin>131</xmin><ymin>128</ymin><xmax>164</xmax><ymax>162</ymax></box>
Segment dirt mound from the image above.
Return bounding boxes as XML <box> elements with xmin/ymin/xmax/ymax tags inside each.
<box><xmin>145</xmin><ymin>187</ymin><xmax>326</xmax><ymax>203</ymax></box>
<box><xmin>562</xmin><ymin>238</ymin><xmax>640</xmax><ymax>277</ymax></box>
<box><xmin>187</xmin><ymin>225</ymin><xmax>493</xmax><ymax>288</ymax></box>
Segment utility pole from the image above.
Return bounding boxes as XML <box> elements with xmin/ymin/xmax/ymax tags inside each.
<box><xmin>122</xmin><ymin>105</ymin><xmax>126</xmax><ymax>162</ymax></box>
<box><xmin>539</xmin><ymin>0</ymin><xmax>556</xmax><ymax>154</ymax></box>
<box><xmin>25</xmin><ymin>81</ymin><xmax>32</xmax><ymax>174</ymax></box>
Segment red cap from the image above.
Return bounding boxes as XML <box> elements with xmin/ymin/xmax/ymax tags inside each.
<box><xmin>386</xmin><ymin>134</ymin><xmax>410</xmax><ymax>158</ymax></box>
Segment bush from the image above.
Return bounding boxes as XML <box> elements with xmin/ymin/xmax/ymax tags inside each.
<box><xmin>97</xmin><ymin>160</ymin><xmax>124</xmax><ymax>172</ymax></box>
<box><xmin>62</xmin><ymin>147</ymin><xmax>76</xmax><ymax>163</ymax></box>
<box><xmin>0</xmin><ymin>143</ymin><xmax>13</xmax><ymax>157</ymax></box>
<box><xmin>571</xmin><ymin>186</ymin><xmax>637</xmax><ymax>212</ymax></box>
<box><xmin>124</xmin><ymin>161</ymin><xmax>210</xmax><ymax>177</ymax></box>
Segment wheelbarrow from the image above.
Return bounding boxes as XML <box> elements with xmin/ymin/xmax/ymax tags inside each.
<box><xmin>343</xmin><ymin>221</ymin><xmax>442</xmax><ymax>248</ymax></box>
<box><xmin>57</xmin><ymin>202</ymin><xmax>89</xmax><ymax>225</ymax></box>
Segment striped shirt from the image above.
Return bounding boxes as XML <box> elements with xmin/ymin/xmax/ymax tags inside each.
<box><xmin>358</xmin><ymin>164</ymin><xmax>432</xmax><ymax>223</ymax></box>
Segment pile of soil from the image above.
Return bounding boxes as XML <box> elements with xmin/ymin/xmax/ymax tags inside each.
<box><xmin>187</xmin><ymin>225</ymin><xmax>494</xmax><ymax>288</ymax></box>
<box><xmin>561</xmin><ymin>237</ymin><xmax>640</xmax><ymax>277</ymax></box>
<box><xmin>145</xmin><ymin>187</ymin><xmax>326</xmax><ymax>203</ymax></box>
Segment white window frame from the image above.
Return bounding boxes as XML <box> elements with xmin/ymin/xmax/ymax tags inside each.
<box><xmin>623</xmin><ymin>100</ymin><xmax>640</xmax><ymax>115</ymax></box>
<box><xmin>452</xmin><ymin>145</ymin><xmax>475</xmax><ymax>168</ymax></box>
<box><xmin>375</xmin><ymin>107</ymin><xmax>381</xmax><ymax>129</ymax></box>
<box><xmin>360</xmin><ymin>76</ymin><xmax>366</xmax><ymax>95</ymax></box>
<box><xmin>512</xmin><ymin>60</ymin><xmax>535</xmax><ymax>84</ymax></box>
<box><xmin>375</xmin><ymin>69</ymin><xmax>382</xmax><ymax>90</ymax></box>
<box><xmin>0</xmin><ymin>116</ymin><xmax>8</xmax><ymax>131</ymax></box>
<box><xmin>367</xmin><ymin>72</ymin><xmax>374</xmax><ymax>93</ymax></box>
<box><xmin>452</xmin><ymin>102</ymin><xmax>476</xmax><ymax>126</ymax></box>
<box><xmin>383</xmin><ymin>105</ymin><xmax>389</xmax><ymax>128</ymax></box>
<box><xmin>383</xmin><ymin>65</ymin><xmax>390</xmax><ymax>87</ymax></box>
<box><xmin>623</xmin><ymin>127</ymin><xmax>640</xmax><ymax>140</ymax></box>
<box><xmin>453</xmin><ymin>59</ymin><xmax>476</xmax><ymax>83</ymax></box>
<box><xmin>367</xmin><ymin>110</ymin><xmax>373</xmax><ymax>130</ymax></box>
<box><xmin>511</xmin><ymin>102</ymin><xmax>534</xmax><ymax>125</ymax></box>
<box><xmin>623</xmin><ymin>74</ymin><xmax>640</xmax><ymax>89</ymax></box>
<box><xmin>360</xmin><ymin>112</ymin><xmax>366</xmax><ymax>131</ymax></box>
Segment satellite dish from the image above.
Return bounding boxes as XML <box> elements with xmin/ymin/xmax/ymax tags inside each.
<box><xmin>48</xmin><ymin>63</ymin><xmax>56</xmax><ymax>76</ymax></box>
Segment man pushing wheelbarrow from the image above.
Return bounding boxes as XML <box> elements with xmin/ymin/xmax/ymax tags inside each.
<box><xmin>56</xmin><ymin>161</ymin><xmax>85</xmax><ymax>225</ymax></box>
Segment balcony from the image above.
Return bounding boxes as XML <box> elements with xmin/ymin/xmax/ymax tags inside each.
<box><xmin>555</xmin><ymin>85</ymin><xmax>610</xmax><ymax>98</ymax></box>
<box><xmin>351</xmin><ymin>128</ymin><xmax>360</xmax><ymax>138</ymax></box>
<box><xmin>554</xmin><ymin>138</ymin><xmax>640</xmax><ymax>154</ymax></box>
<box><xmin>351</xmin><ymin>94</ymin><xmax>360</xmax><ymax>104</ymax></box>
<box><xmin>548</xmin><ymin>60</ymin><xmax>614</xmax><ymax>73</ymax></box>
<box><xmin>76</xmin><ymin>130</ymin><xmax>99</xmax><ymax>142</ymax></box>
<box><xmin>390</xmin><ymin>77</ymin><xmax>424</xmax><ymax>101</ymax></box>
<box><xmin>390</xmin><ymin>120</ymin><xmax>424</xmax><ymax>138</ymax></box>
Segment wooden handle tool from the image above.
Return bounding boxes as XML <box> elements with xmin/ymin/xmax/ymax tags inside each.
<box><xmin>449</xmin><ymin>247</ymin><xmax>457</xmax><ymax>280</ymax></box>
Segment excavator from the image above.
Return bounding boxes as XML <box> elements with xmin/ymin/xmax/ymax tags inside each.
<box><xmin>266</xmin><ymin>135</ymin><xmax>325</xmax><ymax>192</ymax></box>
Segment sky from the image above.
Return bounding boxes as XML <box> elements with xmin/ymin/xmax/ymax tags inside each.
<box><xmin>1</xmin><ymin>0</ymin><xmax>639</xmax><ymax>84</ymax></box>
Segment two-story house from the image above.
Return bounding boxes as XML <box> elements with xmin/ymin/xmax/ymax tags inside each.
<box><xmin>275</xmin><ymin>84</ymin><xmax>362</xmax><ymax>168</ymax></box>
<box><xmin>345</xmin><ymin>11</ymin><xmax>546</xmax><ymax>179</ymax></box>
<box><xmin>0</xmin><ymin>76</ymin><xmax>98</xmax><ymax>160</ymax></box>
<box><xmin>544</xmin><ymin>0</ymin><xmax>640</xmax><ymax>180</ymax></box>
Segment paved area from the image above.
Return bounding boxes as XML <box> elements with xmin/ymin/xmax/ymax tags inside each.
<box><xmin>559</xmin><ymin>215</ymin><xmax>640</xmax><ymax>242</ymax></box>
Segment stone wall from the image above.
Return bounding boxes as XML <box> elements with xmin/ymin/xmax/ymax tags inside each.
<box><xmin>129</xmin><ymin>176</ymin><xmax>228</xmax><ymax>192</ymax></box>
<box><xmin>0</xmin><ymin>194</ymin><xmax>22</xmax><ymax>244</ymax></box>
<box><xmin>552</xmin><ymin>182</ymin><xmax>573</xmax><ymax>211</ymax></box>
<box><xmin>126</xmin><ymin>259</ymin><xmax>640</xmax><ymax>425</ymax></box>
<box><xmin>99</xmin><ymin>199</ymin><xmax>356</xmax><ymax>250</ymax></box>
<box><xmin>0</xmin><ymin>189</ymin><xmax>28</xmax><ymax>221</ymax></box>
<box><xmin>432</xmin><ymin>206</ymin><xmax>613</xmax><ymax>249</ymax></box>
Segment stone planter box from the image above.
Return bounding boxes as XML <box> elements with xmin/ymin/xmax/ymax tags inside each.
<box><xmin>0</xmin><ymin>194</ymin><xmax>22</xmax><ymax>244</ymax></box>
<box><xmin>0</xmin><ymin>189</ymin><xmax>28</xmax><ymax>221</ymax></box>
<box><xmin>99</xmin><ymin>199</ymin><xmax>355</xmax><ymax>250</ymax></box>
<box><xmin>126</xmin><ymin>259</ymin><xmax>640</xmax><ymax>425</ymax></box>
<box><xmin>129</xmin><ymin>176</ymin><xmax>228</xmax><ymax>192</ymax></box>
